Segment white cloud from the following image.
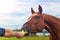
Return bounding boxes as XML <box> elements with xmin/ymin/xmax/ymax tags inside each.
<box><xmin>41</xmin><ymin>2</ymin><xmax>60</xmax><ymax>17</ymax></box>
<box><xmin>15</xmin><ymin>0</ymin><xmax>41</xmax><ymax>13</ymax></box>
<box><xmin>0</xmin><ymin>14</ymin><xmax>28</xmax><ymax>25</ymax></box>
<box><xmin>0</xmin><ymin>0</ymin><xmax>18</xmax><ymax>14</ymax></box>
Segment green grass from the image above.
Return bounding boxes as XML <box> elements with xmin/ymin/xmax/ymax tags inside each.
<box><xmin>0</xmin><ymin>36</ymin><xmax>49</xmax><ymax>40</ymax></box>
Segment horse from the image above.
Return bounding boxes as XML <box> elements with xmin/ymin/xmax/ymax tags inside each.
<box><xmin>22</xmin><ymin>5</ymin><xmax>60</xmax><ymax>40</ymax></box>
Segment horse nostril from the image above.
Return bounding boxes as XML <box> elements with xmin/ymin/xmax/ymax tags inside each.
<box><xmin>26</xmin><ymin>26</ymin><xmax>31</xmax><ymax>30</ymax></box>
<box><xmin>24</xmin><ymin>25</ymin><xmax>32</xmax><ymax>32</ymax></box>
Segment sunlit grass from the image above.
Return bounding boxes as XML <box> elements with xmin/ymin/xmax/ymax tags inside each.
<box><xmin>0</xmin><ymin>36</ymin><xmax>49</xmax><ymax>40</ymax></box>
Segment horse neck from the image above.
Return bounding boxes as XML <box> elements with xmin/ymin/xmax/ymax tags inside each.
<box><xmin>44</xmin><ymin>14</ymin><xmax>60</xmax><ymax>40</ymax></box>
<box><xmin>44</xmin><ymin>14</ymin><xmax>60</xmax><ymax>30</ymax></box>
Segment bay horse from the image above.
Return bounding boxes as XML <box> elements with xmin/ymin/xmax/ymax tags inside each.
<box><xmin>22</xmin><ymin>5</ymin><xmax>60</xmax><ymax>40</ymax></box>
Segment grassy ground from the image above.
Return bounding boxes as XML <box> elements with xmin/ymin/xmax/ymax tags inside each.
<box><xmin>0</xmin><ymin>36</ymin><xmax>49</xmax><ymax>40</ymax></box>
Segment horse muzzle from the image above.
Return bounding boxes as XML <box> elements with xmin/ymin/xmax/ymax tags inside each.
<box><xmin>22</xmin><ymin>25</ymin><xmax>33</xmax><ymax>33</ymax></box>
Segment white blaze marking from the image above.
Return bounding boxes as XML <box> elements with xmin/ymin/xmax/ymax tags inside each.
<box><xmin>32</xmin><ymin>14</ymin><xmax>38</xmax><ymax>16</ymax></box>
<box><xmin>28</xmin><ymin>14</ymin><xmax>38</xmax><ymax>21</ymax></box>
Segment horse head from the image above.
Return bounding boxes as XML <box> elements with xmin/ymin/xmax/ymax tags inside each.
<box><xmin>22</xmin><ymin>5</ymin><xmax>45</xmax><ymax>33</ymax></box>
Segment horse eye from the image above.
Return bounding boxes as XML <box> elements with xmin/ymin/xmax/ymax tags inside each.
<box><xmin>35</xmin><ymin>16</ymin><xmax>40</xmax><ymax>19</ymax></box>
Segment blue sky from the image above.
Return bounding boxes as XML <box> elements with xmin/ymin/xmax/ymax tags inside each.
<box><xmin>0</xmin><ymin>0</ymin><xmax>60</xmax><ymax>30</ymax></box>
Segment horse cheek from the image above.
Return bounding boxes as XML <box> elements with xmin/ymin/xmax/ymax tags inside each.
<box><xmin>37</xmin><ymin>20</ymin><xmax>44</xmax><ymax>31</ymax></box>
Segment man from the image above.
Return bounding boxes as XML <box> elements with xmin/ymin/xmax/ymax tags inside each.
<box><xmin>0</xmin><ymin>28</ymin><xmax>27</xmax><ymax>38</ymax></box>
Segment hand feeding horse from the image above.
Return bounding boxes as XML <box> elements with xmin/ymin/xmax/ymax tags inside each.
<box><xmin>22</xmin><ymin>5</ymin><xmax>60</xmax><ymax>40</ymax></box>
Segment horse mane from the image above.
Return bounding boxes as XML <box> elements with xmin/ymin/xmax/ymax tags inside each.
<box><xmin>44</xmin><ymin>14</ymin><xmax>60</xmax><ymax>26</ymax></box>
<box><xmin>44</xmin><ymin>14</ymin><xmax>60</xmax><ymax>21</ymax></box>
<box><xmin>43</xmin><ymin>14</ymin><xmax>60</xmax><ymax>40</ymax></box>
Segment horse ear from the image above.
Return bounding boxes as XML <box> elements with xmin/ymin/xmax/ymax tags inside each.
<box><xmin>31</xmin><ymin>8</ymin><xmax>35</xmax><ymax>14</ymax></box>
<box><xmin>38</xmin><ymin>5</ymin><xmax>42</xmax><ymax>14</ymax></box>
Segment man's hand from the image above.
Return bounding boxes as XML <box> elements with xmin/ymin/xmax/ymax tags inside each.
<box><xmin>16</xmin><ymin>30</ymin><xmax>27</xmax><ymax>38</ymax></box>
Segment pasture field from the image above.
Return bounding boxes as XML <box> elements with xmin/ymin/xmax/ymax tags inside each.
<box><xmin>0</xmin><ymin>36</ymin><xmax>49</xmax><ymax>40</ymax></box>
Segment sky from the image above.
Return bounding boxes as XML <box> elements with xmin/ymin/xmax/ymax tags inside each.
<box><xmin>0</xmin><ymin>0</ymin><xmax>60</xmax><ymax>30</ymax></box>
